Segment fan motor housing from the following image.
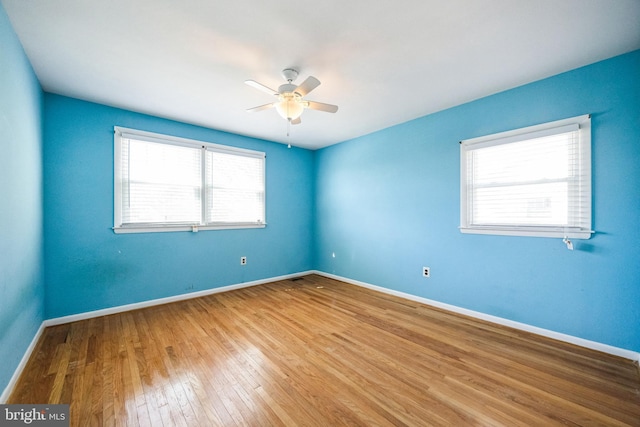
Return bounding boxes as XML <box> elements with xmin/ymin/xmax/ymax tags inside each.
<box><xmin>278</xmin><ymin>83</ymin><xmax>297</xmax><ymax>95</ymax></box>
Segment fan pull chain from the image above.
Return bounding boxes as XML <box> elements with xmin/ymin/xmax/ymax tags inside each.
<box><xmin>287</xmin><ymin>119</ymin><xmax>292</xmax><ymax>148</ymax></box>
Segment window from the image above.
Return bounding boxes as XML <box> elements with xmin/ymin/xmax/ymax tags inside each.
<box><xmin>460</xmin><ymin>115</ymin><xmax>592</xmax><ymax>239</ymax></box>
<box><xmin>114</xmin><ymin>127</ymin><xmax>265</xmax><ymax>233</ymax></box>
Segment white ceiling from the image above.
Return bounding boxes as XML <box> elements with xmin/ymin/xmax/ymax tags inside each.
<box><xmin>3</xmin><ymin>0</ymin><xmax>640</xmax><ymax>150</ymax></box>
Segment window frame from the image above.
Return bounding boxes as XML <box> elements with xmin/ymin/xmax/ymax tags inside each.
<box><xmin>459</xmin><ymin>114</ymin><xmax>593</xmax><ymax>239</ymax></box>
<box><xmin>113</xmin><ymin>126</ymin><xmax>266</xmax><ymax>234</ymax></box>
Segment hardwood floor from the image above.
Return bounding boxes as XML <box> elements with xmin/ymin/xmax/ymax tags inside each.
<box><xmin>8</xmin><ymin>274</ymin><xmax>640</xmax><ymax>426</ymax></box>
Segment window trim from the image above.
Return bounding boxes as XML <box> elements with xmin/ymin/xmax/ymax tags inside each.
<box><xmin>113</xmin><ymin>126</ymin><xmax>266</xmax><ymax>234</ymax></box>
<box><xmin>459</xmin><ymin>115</ymin><xmax>593</xmax><ymax>239</ymax></box>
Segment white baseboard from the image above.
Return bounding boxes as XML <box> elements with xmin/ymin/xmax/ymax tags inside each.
<box><xmin>0</xmin><ymin>322</ymin><xmax>46</xmax><ymax>403</ymax></box>
<box><xmin>44</xmin><ymin>271</ymin><xmax>315</xmax><ymax>327</ymax></box>
<box><xmin>312</xmin><ymin>270</ymin><xmax>640</xmax><ymax>364</ymax></box>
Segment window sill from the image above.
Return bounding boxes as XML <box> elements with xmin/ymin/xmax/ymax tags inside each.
<box><xmin>459</xmin><ymin>226</ymin><xmax>593</xmax><ymax>239</ymax></box>
<box><xmin>113</xmin><ymin>223</ymin><xmax>266</xmax><ymax>234</ymax></box>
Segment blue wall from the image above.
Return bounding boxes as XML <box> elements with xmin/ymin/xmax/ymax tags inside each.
<box><xmin>44</xmin><ymin>95</ymin><xmax>315</xmax><ymax>318</ymax></box>
<box><xmin>315</xmin><ymin>50</ymin><xmax>640</xmax><ymax>352</ymax></box>
<box><xmin>0</xmin><ymin>7</ymin><xmax>45</xmax><ymax>395</ymax></box>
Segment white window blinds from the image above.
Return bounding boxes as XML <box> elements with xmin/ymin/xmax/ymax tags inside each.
<box><xmin>205</xmin><ymin>150</ymin><xmax>265</xmax><ymax>224</ymax></box>
<box><xmin>114</xmin><ymin>127</ymin><xmax>265</xmax><ymax>233</ymax></box>
<box><xmin>460</xmin><ymin>115</ymin><xmax>592</xmax><ymax>239</ymax></box>
<box><xmin>121</xmin><ymin>138</ymin><xmax>203</xmax><ymax>225</ymax></box>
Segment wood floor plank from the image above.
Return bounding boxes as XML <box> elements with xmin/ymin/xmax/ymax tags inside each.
<box><xmin>8</xmin><ymin>274</ymin><xmax>640</xmax><ymax>426</ymax></box>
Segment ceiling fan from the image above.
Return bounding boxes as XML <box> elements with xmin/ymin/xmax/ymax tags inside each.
<box><xmin>245</xmin><ymin>68</ymin><xmax>338</xmax><ymax>125</ymax></box>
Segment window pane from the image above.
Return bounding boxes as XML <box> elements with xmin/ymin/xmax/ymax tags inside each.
<box><xmin>205</xmin><ymin>151</ymin><xmax>265</xmax><ymax>223</ymax></box>
<box><xmin>469</xmin><ymin>132</ymin><xmax>575</xmax><ymax>227</ymax></box>
<box><xmin>472</xmin><ymin>133</ymin><xmax>572</xmax><ymax>185</ymax></box>
<box><xmin>122</xmin><ymin>139</ymin><xmax>201</xmax><ymax>224</ymax></box>
<box><xmin>473</xmin><ymin>182</ymin><xmax>569</xmax><ymax>225</ymax></box>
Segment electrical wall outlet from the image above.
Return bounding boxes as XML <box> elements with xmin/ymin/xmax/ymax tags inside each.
<box><xmin>240</xmin><ymin>256</ymin><xmax>247</xmax><ymax>265</ymax></box>
<box><xmin>423</xmin><ymin>266</ymin><xmax>430</xmax><ymax>278</ymax></box>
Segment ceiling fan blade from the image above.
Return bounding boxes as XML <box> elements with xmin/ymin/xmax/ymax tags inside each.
<box><xmin>295</xmin><ymin>76</ymin><xmax>321</xmax><ymax>97</ymax></box>
<box><xmin>291</xmin><ymin>117</ymin><xmax>302</xmax><ymax>125</ymax></box>
<box><xmin>306</xmin><ymin>101</ymin><xmax>338</xmax><ymax>113</ymax></box>
<box><xmin>246</xmin><ymin>103</ymin><xmax>276</xmax><ymax>113</ymax></box>
<box><xmin>245</xmin><ymin>80</ymin><xmax>278</xmax><ymax>96</ymax></box>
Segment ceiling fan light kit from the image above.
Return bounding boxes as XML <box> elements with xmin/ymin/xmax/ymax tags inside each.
<box><xmin>245</xmin><ymin>68</ymin><xmax>338</xmax><ymax>125</ymax></box>
<box><xmin>275</xmin><ymin>93</ymin><xmax>304</xmax><ymax>121</ymax></box>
